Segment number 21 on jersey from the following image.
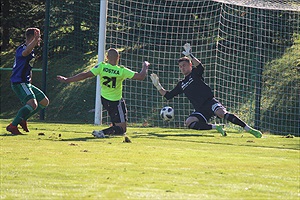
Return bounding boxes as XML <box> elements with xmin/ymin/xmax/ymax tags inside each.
<box><xmin>103</xmin><ymin>76</ymin><xmax>116</xmax><ymax>88</ymax></box>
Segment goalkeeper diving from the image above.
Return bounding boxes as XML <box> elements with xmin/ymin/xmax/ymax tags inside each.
<box><xmin>150</xmin><ymin>43</ymin><xmax>262</xmax><ymax>138</ymax></box>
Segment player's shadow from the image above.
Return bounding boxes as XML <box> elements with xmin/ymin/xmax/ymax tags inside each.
<box><xmin>136</xmin><ymin>132</ymin><xmax>300</xmax><ymax>151</ymax></box>
<box><xmin>145</xmin><ymin>132</ymin><xmax>214</xmax><ymax>138</ymax></box>
<box><xmin>60</xmin><ymin>136</ymin><xmax>100</xmax><ymax>141</ymax></box>
<box><xmin>132</xmin><ymin>132</ymin><xmax>244</xmax><ymax>148</ymax></box>
<box><xmin>0</xmin><ymin>133</ymin><xmax>28</xmax><ymax>136</ymax></box>
<box><xmin>58</xmin><ymin>135</ymin><xmax>124</xmax><ymax>142</ymax></box>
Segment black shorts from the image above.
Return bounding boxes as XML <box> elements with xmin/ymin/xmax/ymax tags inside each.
<box><xmin>101</xmin><ymin>96</ymin><xmax>128</xmax><ymax>124</ymax></box>
<box><xmin>189</xmin><ymin>98</ymin><xmax>226</xmax><ymax>123</ymax></box>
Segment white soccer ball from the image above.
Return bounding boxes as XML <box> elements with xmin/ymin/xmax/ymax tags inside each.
<box><xmin>160</xmin><ymin>106</ymin><xmax>174</xmax><ymax>121</ymax></box>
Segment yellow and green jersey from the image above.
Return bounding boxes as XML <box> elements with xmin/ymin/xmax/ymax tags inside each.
<box><xmin>90</xmin><ymin>62</ymin><xmax>135</xmax><ymax>101</ymax></box>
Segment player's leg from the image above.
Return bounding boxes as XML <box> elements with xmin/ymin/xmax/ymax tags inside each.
<box><xmin>20</xmin><ymin>85</ymin><xmax>50</xmax><ymax>132</ymax></box>
<box><xmin>24</xmin><ymin>97</ymin><xmax>49</xmax><ymax>119</ymax></box>
<box><xmin>106</xmin><ymin>98</ymin><xmax>127</xmax><ymax>135</ymax></box>
<box><xmin>92</xmin><ymin>97</ymin><xmax>127</xmax><ymax>138</ymax></box>
<box><xmin>185</xmin><ymin>112</ymin><xmax>226</xmax><ymax>136</ymax></box>
<box><xmin>25</xmin><ymin>85</ymin><xmax>50</xmax><ymax>119</ymax></box>
<box><xmin>7</xmin><ymin>83</ymin><xmax>37</xmax><ymax>134</ymax></box>
<box><xmin>213</xmin><ymin>99</ymin><xmax>262</xmax><ymax>138</ymax></box>
<box><xmin>99</xmin><ymin>122</ymin><xmax>126</xmax><ymax>136</ymax></box>
<box><xmin>188</xmin><ymin>99</ymin><xmax>227</xmax><ymax>136</ymax></box>
<box><xmin>186</xmin><ymin>115</ymin><xmax>210</xmax><ymax>130</ymax></box>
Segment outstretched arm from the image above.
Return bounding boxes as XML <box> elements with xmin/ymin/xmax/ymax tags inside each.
<box><xmin>56</xmin><ymin>71</ymin><xmax>94</xmax><ymax>83</ymax></box>
<box><xmin>158</xmin><ymin>88</ymin><xmax>167</xmax><ymax>96</ymax></box>
<box><xmin>150</xmin><ymin>73</ymin><xmax>167</xmax><ymax>96</ymax></box>
<box><xmin>132</xmin><ymin>61</ymin><xmax>150</xmax><ymax>80</ymax></box>
<box><xmin>182</xmin><ymin>43</ymin><xmax>203</xmax><ymax>67</ymax></box>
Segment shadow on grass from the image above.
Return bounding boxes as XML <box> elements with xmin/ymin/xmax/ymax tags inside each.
<box><xmin>132</xmin><ymin>132</ymin><xmax>300</xmax><ymax>151</ymax></box>
<box><xmin>1</xmin><ymin>127</ymin><xmax>299</xmax><ymax>150</ymax></box>
<box><xmin>146</xmin><ymin>132</ymin><xmax>215</xmax><ymax>138</ymax></box>
<box><xmin>60</xmin><ymin>137</ymin><xmax>99</xmax><ymax>141</ymax></box>
<box><xmin>0</xmin><ymin>133</ymin><xmax>28</xmax><ymax>136</ymax></box>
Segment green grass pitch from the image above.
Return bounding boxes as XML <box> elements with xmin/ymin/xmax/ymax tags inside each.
<box><xmin>0</xmin><ymin>119</ymin><xmax>299</xmax><ymax>199</ymax></box>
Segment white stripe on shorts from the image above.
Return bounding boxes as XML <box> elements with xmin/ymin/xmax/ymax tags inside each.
<box><xmin>20</xmin><ymin>83</ymin><xmax>32</xmax><ymax>95</ymax></box>
<box><xmin>117</xmin><ymin>100</ymin><xmax>125</xmax><ymax>123</ymax></box>
<box><xmin>212</xmin><ymin>103</ymin><xmax>225</xmax><ymax>113</ymax></box>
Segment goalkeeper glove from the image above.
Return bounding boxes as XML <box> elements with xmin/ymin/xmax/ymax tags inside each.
<box><xmin>150</xmin><ymin>73</ymin><xmax>163</xmax><ymax>91</ymax></box>
<box><xmin>182</xmin><ymin>43</ymin><xmax>194</xmax><ymax>60</ymax></box>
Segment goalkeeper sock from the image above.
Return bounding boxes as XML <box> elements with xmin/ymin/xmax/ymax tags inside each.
<box><xmin>102</xmin><ymin>126</ymin><xmax>124</xmax><ymax>135</ymax></box>
<box><xmin>224</xmin><ymin>113</ymin><xmax>246</xmax><ymax>128</ymax></box>
<box><xmin>243</xmin><ymin>125</ymin><xmax>251</xmax><ymax>132</ymax></box>
<box><xmin>188</xmin><ymin>121</ymin><xmax>212</xmax><ymax>130</ymax></box>
<box><xmin>12</xmin><ymin>105</ymin><xmax>34</xmax><ymax>126</ymax></box>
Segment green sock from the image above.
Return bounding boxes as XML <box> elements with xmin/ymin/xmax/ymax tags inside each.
<box><xmin>12</xmin><ymin>105</ymin><xmax>34</xmax><ymax>126</ymax></box>
<box><xmin>24</xmin><ymin>104</ymin><xmax>46</xmax><ymax>120</ymax></box>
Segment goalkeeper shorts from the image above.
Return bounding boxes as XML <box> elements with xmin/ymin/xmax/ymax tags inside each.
<box><xmin>190</xmin><ymin>98</ymin><xmax>226</xmax><ymax>122</ymax></box>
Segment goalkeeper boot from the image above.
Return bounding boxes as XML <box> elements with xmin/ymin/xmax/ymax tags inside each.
<box><xmin>6</xmin><ymin>123</ymin><xmax>23</xmax><ymax>135</ymax></box>
<box><xmin>248</xmin><ymin>128</ymin><xmax>262</xmax><ymax>138</ymax></box>
<box><xmin>216</xmin><ymin>125</ymin><xmax>227</xmax><ymax>136</ymax></box>
<box><xmin>92</xmin><ymin>130</ymin><xmax>105</xmax><ymax>138</ymax></box>
<box><xmin>20</xmin><ymin>120</ymin><xmax>29</xmax><ymax>132</ymax></box>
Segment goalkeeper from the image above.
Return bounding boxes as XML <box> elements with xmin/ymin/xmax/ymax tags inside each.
<box><xmin>150</xmin><ymin>43</ymin><xmax>262</xmax><ymax>138</ymax></box>
<box><xmin>57</xmin><ymin>48</ymin><xmax>150</xmax><ymax>138</ymax></box>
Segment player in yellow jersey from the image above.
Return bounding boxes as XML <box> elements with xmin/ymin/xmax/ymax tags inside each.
<box><xmin>57</xmin><ymin>48</ymin><xmax>150</xmax><ymax>138</ymax></box>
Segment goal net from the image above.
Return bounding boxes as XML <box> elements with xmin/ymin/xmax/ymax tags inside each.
<box><xmin>48</xmin><ymin>0</ymin><xmax>300</xmax><ymax>135</ymax></box>
<box><xmin>104</xmin><ymin>0</ymin><xmax>300</xmax><ymax>135</ymax></box>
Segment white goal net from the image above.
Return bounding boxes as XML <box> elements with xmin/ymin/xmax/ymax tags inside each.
<box><xmin>214</xmin><ymin>0</ymin><xmax>300</xmax><ymax>11</ymax></box>
<box><xmin>102</xmin><ymin>0</ymin><xmax>299</xmax><ymax>135</ymax></box>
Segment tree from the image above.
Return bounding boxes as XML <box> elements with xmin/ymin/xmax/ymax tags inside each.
<box><xmin>1</xmin><ymin>0</ymin><xmax>10</xmax><ymax>50</ymax></box>
<box><xmin>0</xmin><ymin>0</ymin><xmax>45</xmax><ymax>51</ymax></box>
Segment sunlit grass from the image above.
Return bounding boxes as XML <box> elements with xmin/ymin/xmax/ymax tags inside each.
<box><xmin>0</xmin><ymin>119</ymin><xmax>299</xmax><ymax>199</ymax></box>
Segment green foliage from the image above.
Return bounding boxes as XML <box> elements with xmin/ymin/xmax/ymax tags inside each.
<box><xmin>1</xmin><ymin>0</ymin><xmax>45</xmax><ymax>50</ymax></box>
<box><xmin>0</xmin><ymin>119</ymin><xmax>299</xmax><ymax>199</ymax></box>
<box><xmin>261</xmin><ymin>34</ymin><xmax>300</xmax><ymax>134</ymax></box>
<box><xmin>46</xmin><ymin>52</ymin><xmax>99</xmax><ymax>123</ymax></box>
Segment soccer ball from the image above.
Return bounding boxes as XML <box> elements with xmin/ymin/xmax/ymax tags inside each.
<box><xmin>160</xmin><ymin>106</ymin><xmax>174</xmax><ymax>121</ymax></box>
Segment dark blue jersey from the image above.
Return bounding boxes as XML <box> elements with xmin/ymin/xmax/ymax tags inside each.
<box><xmin>10</xmin><ymin>44</ymin><xmax>34</xmax><ymax>83</ymax></box>
<box><xmin>164</xmin><ymin>64</ymin><xmax>214</xmax><ymax>111</ymax></box>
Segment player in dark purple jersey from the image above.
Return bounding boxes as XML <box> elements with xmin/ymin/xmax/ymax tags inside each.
<box><xmin>6</xmin><ymin>28</ymin><xmax>49</xmax><ymax>135</ymax></box>
<box><xmin>150</xmin><ymin>43</ymin><xmax>262</xmax><ymax>138</ymax></box>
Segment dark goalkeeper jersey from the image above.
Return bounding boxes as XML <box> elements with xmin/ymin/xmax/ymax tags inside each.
<box><xmin>164</xmin><ymin>64</ymin><xmax>214</xmax><ymax>111</ymax></box>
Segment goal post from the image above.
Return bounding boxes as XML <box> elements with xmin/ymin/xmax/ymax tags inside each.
<box><xmin>94</xmin><ymin>0</ymin><xmax>108</xmax><ymax>125</ymax></box>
